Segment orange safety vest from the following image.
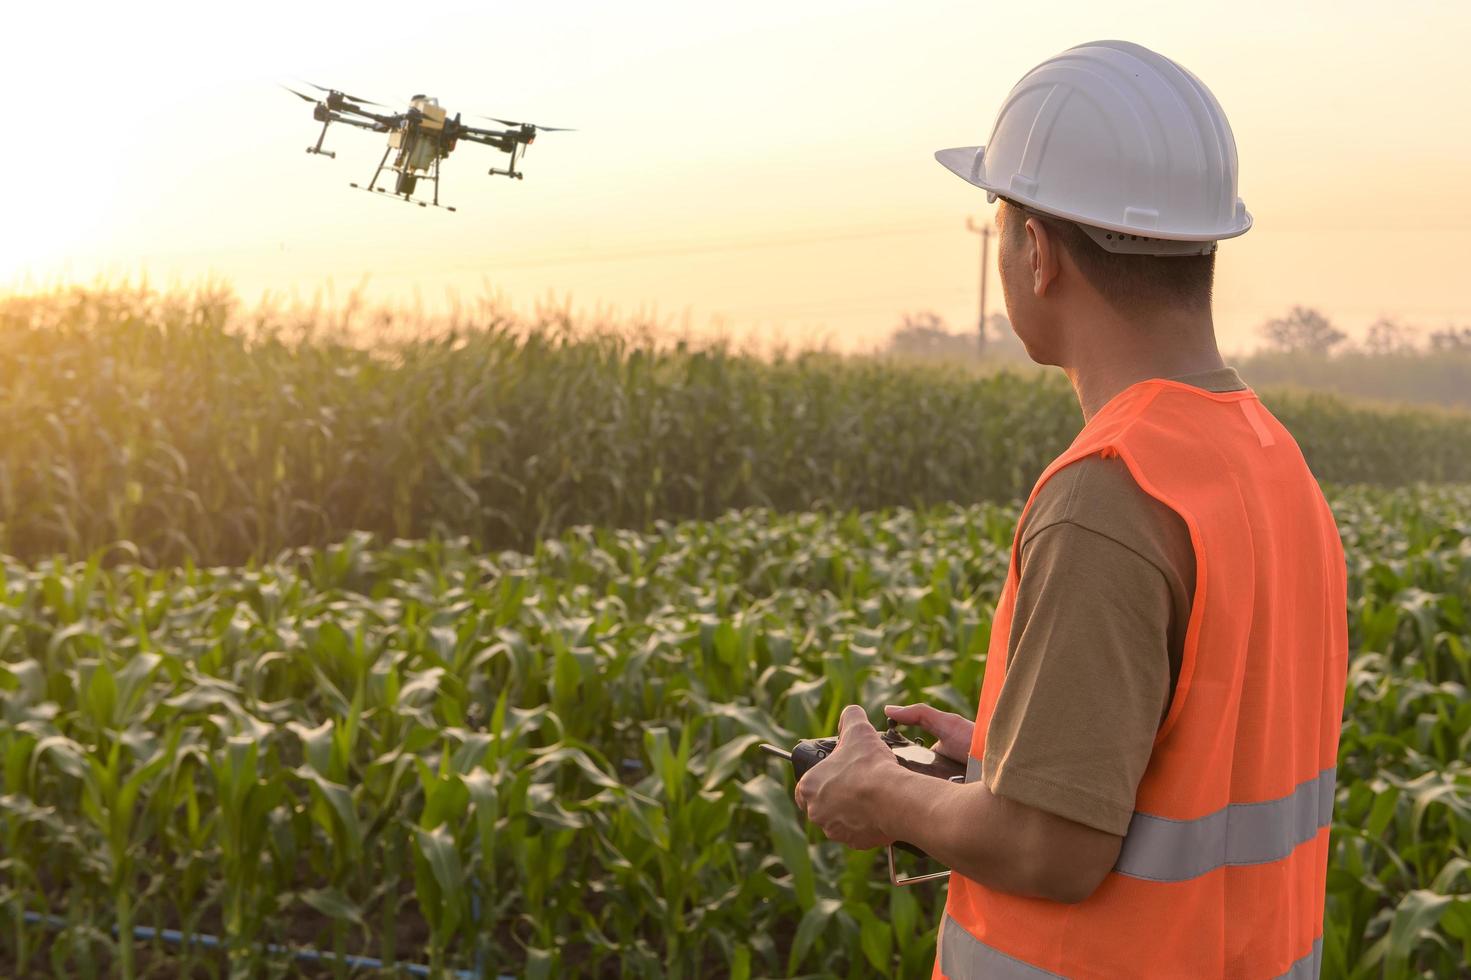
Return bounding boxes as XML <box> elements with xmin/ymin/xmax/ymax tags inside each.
<box><xmin>936</xmin><ymin>379</ymin><xmax>1348</xmax><ymax>980</ymax></box>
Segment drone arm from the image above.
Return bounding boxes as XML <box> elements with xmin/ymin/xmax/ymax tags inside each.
<box><xmin>456</xmin><ymin>126</ymin><xmax>514</xmax><ymax>144</ymax></box>
<box><xmin>337</xmin><ymin>104</ymin><xmax>402</xmax><ymax>128</ymax></box>
<box><xmin>329</xmin><ymin>112</ymin><xmax>393</xmax><ymax>133</ymax></box>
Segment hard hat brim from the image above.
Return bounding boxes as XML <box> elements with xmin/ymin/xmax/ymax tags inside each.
<box><xmin>933</xmin><ymin>146</ymin><xmax>1253</xmax><ymax>243</ymax></box>
<box><xmin>934</xmin><ymin>146</ymin><xmax>997</xmax><ymax>203</ymax></box>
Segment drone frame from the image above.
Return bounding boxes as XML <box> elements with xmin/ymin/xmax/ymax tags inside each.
<box><xmin>287</xmin><ymin>84</ymin><xmax>562</xmax><ymax>211</ymax></box>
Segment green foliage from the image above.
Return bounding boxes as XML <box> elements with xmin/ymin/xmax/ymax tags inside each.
<box><xmin>0</xmin><ymin>486</ymin><xmax>1468</xmax><ymax>976</ymax></box>
<box><xmin>3</xmin><ymin>288</ymin><xmax>1471</xmax><ymax>567</ymax></box>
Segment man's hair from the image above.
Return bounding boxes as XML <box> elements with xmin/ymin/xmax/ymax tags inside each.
<box><xmin>1000</xmin><ymin>201</ymin><xmax>1215</xmax><ymax>316</ymax></box>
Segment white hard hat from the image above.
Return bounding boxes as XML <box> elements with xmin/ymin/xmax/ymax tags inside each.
<box><xmin>935</xmin><ymin>40</ymin><xmax>1251</xmax><ymax>256</ymax></box>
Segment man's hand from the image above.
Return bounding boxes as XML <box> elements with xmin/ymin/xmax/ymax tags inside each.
<box><xmin>884</xmin><ymin>702</ymin><xmax>975</xmax><ymax>765</ymax></box>
<box><xmin>792</xmin><ymin>703</ymin><xmax>1122</xmax><ymax>903</ymax></box>
<box><xmin>792</xmin><ymin>704</ymin><xmax>903</xmax><ymax>850</ymax></box>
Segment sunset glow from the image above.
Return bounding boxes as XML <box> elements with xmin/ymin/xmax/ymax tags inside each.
<box><xmin>4</xmin><ymin>0</ymin><xmax>1469</xmax><ymax>352</ymax></box>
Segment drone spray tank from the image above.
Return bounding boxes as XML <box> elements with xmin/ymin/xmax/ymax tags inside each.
<box><xmin>384</xmin><ymin>95</ymin><xmax>449</xmax><ymax>197</ymax></box>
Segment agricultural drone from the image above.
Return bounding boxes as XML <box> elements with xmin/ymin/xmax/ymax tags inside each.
<box><xmin>282</xmin><ymin>82</ymin><xmax>574</xmax><ymax>211</ymax></box>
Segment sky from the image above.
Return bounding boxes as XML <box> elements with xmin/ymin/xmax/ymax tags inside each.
<box><xmin>3</xmin><ymin>0</ymin><xmax>1469</xmax><ymax>354</ymax></box>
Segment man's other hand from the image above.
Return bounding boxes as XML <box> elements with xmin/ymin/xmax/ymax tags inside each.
<box><xmin>884</xmin><ymin>703</ymin><xmax>975</xmax><ymax>765</ymax></box>
<box><xmin>792</xmin><ymin>704</ymin><xmax>901</xmax><ymax>850</ymax></box>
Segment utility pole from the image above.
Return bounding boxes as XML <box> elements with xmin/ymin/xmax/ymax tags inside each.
<box><xmin>965</xmin><ymin>216</ymin><xmax>992</xmax><ymax>355</ymax></box>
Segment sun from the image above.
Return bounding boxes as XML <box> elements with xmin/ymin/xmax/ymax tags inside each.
<box><xmin>0</xmin><ymin>148</ymin><xmax>122</xmax><ymax>289</ymax></box>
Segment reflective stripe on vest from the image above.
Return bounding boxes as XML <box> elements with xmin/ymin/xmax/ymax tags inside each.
<box><xmin>1115</xmin><ymin>767</ymin><xmax>1336</xmax><ymax>882</ymax></box>
<box><xmin>941</xmin><ymin>915</ymin><xmax>1325</xmax><ymax>980</ymax></box>
<box><xmin>963</xmin><ymin>758</ymin><xmax>1335</xmax><ymax>883</ymax></box>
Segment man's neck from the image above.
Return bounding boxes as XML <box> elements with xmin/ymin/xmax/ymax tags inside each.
<box><xmin>1062</xmin><ymin>310</ymin><xmax>1225</xmax><ymax>422</ymax></box>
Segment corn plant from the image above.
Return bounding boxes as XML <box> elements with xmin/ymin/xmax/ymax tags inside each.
<box><xmin>3</xmin><ymin>286</ymin><xmax>1471</xmax><ymax>569</ymax></box>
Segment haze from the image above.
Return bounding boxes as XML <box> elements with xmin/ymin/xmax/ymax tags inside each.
<box><xmin>3</xmin><ymin>0</ymin><xmax>1469</xmax><ymax>353</ymax></box>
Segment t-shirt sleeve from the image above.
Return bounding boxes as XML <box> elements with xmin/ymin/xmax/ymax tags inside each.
<box><xmin>982</xmin><ymin>520</ymin><xmax>1174</xmax><ymax>836</ymax></box>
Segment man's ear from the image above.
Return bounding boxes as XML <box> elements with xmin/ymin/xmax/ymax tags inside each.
<box><xmin>1026</xmin><ymin>217</ymin><xmax>1061</xmax><ymax>298</ymax></box>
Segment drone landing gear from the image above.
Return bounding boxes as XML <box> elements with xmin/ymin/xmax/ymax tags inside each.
<box><xmin>487</xmin><ymin>142</ymin><xmax>524</xmax><ymax>180</ymax></box>
<box><xmin>360</xmin><ymin>145</ymin><xmax>394</xmax><ymax>194</ymax></box>
<box><xmin>348</xmin><ymin>183</ymin><xmax>456</xmax><ymax>213</ymax></box>
<box><xmin>306</xmin><ymin>118</ymin><xmax>336</xmax><ymax>158</ymax></box>
<box><xmin>349</xmin><ymin>147</ymin><xmax>456</xmax><ymax>211</ymax></box>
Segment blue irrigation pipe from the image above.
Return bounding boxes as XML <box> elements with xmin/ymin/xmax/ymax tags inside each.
<box><xmin>21</xmin><ymin>911</ymin><xmax>514</xmax><ymax>979</ymax></box>
<box><xmin>471</xmin><ymin>886</ymin><xmax>487</xmax><ymax>979</ymax></box>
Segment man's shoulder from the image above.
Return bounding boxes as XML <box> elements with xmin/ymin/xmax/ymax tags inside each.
<box><xmin>1017</xmin><ymin>368</ymin><xmax>1250</xmax><ymax>578</ymax></box>
<box><xmin>1021</xmin><ymin>453</ymin><xmax>1192</xmax><ymax>569</ymax></box>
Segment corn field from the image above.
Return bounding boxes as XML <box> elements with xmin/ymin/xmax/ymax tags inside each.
<box><xmin>1</xmin><ymin>288</ymin><xmax>1469</xmax><ymax>977</ymax></box>
<box><xmin>1</xmin><ymin>484</ymin><xmax>1468</xmax><ymax>978</ymax></box>
<box><xmin>3</xmin><ymin>288</ymin><xmax>1471</xmax><ymax>567</ymax></box>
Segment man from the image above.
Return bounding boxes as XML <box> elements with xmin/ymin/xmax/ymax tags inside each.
<box><xmin>793</xmin><ymin>40</ymin><xmax>1348</xmax><ymax>979</ymax></box>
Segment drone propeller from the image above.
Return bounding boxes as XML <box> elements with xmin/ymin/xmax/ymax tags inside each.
<box><xmin>301</xmin><ymin>80</ymin><xmax>388</xmax><ymax>108</ymax></box>
<box><xmin>479</xmin><ymin>115</ymin><xmax>576</xmax><ymax>132</ymax></box>
<box><xmin>281</xmin><ymin>85</ymin><xmax>319</xmax><ymax>104</ymax></box>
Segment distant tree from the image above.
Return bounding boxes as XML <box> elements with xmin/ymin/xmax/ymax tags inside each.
<box><xmin>1362</xmin><ymin>317</ymin><xmax>1420</xmax><ymax>356</ymax></box>
<box><xmin>1259</xmin><ymin>306</ymin><xmax>1346</xmax><ymax>355</ymax></box>
<box><xmin>1428</xmin><ymin>326</ymin><xmax>1471</xmax><ymax>352</ymax></box>
<box><xmin>983</xmin><ymin>312</ymin><xmax>1030</xmax><ymax>361</ymax></box>
<box><xmin>884</xmin><ymin>311</ymin><xmax>1033</xmax><ymax>363</ymax></box>
<box><xmin>886</xmin><ymin>312</ymin><xmax>977</xmax><ymax>359</ymax></box>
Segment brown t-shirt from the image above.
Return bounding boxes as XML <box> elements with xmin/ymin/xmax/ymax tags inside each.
<box><xmin>982</xmin><ymin>367</ymin><xmax>1249</xmax><ymax>835</ymax></box>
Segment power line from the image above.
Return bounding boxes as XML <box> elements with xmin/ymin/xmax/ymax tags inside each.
<box><xmin>468</xmin><ymin>220</ymin><xmax>952</xmax><ymax>272</ymax></box>
<box><xmin>439</xmin><ymin>216</ymin><xmax>1471</xmax><ymax>278</ymax></box>
<box><xmin>716</xmin><ymin>284</ymin><xmax>974</xmax><ymax>320</ymax></box>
